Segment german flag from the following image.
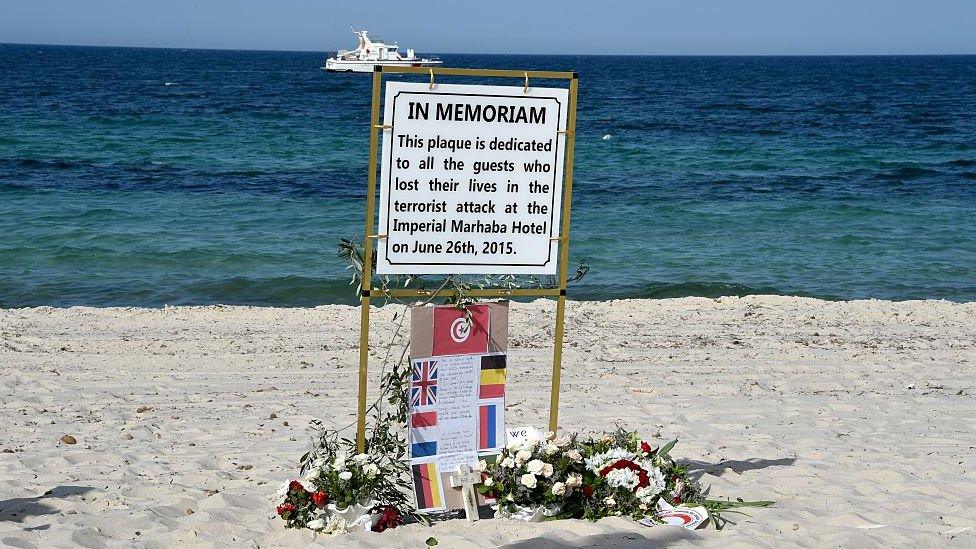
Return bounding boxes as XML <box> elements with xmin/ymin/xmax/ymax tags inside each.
<box><xmin>412</xmin><ymin>462</ymin><xmax>444</xmax><ymax>510</ymax></box>
<box><xmin>480</xmin><ymin>354</ymin><xmax>506</xmax><ymax>399</ymax></box>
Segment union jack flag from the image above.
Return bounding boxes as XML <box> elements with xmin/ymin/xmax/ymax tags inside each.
<box><xmin>411</xmin><ymin>360</ymin><xmax>438</xmax><ymax>407</ymax></box>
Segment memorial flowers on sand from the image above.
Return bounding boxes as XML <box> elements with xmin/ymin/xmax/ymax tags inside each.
<box><xmin>275</xmin><ymin>67</ymin><xmax>771</xmax><ymax>539</ymax></box>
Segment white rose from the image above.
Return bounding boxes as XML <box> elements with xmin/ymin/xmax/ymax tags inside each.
<box><xmin>604</xmin><ymin>496</ymin><xmax>616</xmax><ymax>507</ymax></box>
<box><xmin>307</xmin><ymin>518</ymin><xmax>325</xmax><ymax>530</ymax></box>
<box><xmin>541</xmin><ymin>464</ymin><xmax>554</xmax><ymax>478</ymax></box>
<box><xmin>543</xmin><ymin>443</ymin><xmax>559</xmax><ymax>456</ymax></box>
<box><xmin>476</xmin><ymin>459</ymin><xmax>488</xmax><ymax>472</ymax></box>
<box><xmin>520</xmin><ymin>473</ymin><xmax>538</xmax><ymax>489</ymax></box>
<box><xmin>551</xmin><ymin>482</ymin><xmax>567</xmax><ymax>496</ymax></box>
<box><xmin>483</xmin><ymin>476</ymin><xmax>494</xmax><ymax>487</ymax></box>
<box><xmin>500</xmin><ymin>457</ymin><xmax>515</xmax><ymax>468</ymax></box>
<box><xmin>566</xmin><ymin>450</ymin><xmax>582</xmax><ymax>463</ymax></box>
<box><xmin>565</xmin><ymin>473</ymin><xmax>582</xmax><ymax>488</ymax></box>
<box><xmin>526</xmin><ymin>459</ymin><xmax>546</xmax><ymax>475</ymax></box>
<box><xmin>363</xmin><ymin>463</ymin><xmax>379</xmax><ymax>477</ymax></box>
<box><xmin>332</xmin><ymin>451</ymin><xmax>348</xmax><ymax>471</ymax></box>
<box><xmin>352</xmin><ymin>453</ymin><xmax>369</xmax><ymax>464</ymax></box>
<box><xmin>515</xmin><ymin>450</ymin><xmax>532</xmax><ymax>464</ymax></box>
<box><xmin>552</xmin><ymin>435</ymin><xmax>571</xmax><ymax>448</ymax></box>
<box><xmin>338</xmin><ymin>471</ymin><xmax>353</xmax><ymax>481</ymax></box>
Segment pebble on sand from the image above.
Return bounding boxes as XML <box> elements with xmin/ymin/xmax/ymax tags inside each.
<box><xmin>59</xmin><ymin>435</ymin><xmax>77</xmax><ymax>445</ymax></box>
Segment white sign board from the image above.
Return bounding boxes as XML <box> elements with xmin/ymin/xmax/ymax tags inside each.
<box><xmin>376</xmin><ymin>82</ymin><xmax>568</xmax><ymax>274</ymax></box>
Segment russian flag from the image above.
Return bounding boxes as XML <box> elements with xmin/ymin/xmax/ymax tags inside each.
<box><xmin>478</xmin><ymin>402</ymin><xmax>504</xmax><ymax>451</ymax></box>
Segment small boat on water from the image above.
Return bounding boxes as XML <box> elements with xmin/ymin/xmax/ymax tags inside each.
<box><xmin>324</xmin><ymin>29</ymin><xmax>442</xmax><ymax>73</ymax></box>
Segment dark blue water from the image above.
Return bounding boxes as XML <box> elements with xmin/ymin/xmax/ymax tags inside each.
<box><xmin>1</xmin><ymin>44</ymin><xmax>975</xmax><ymax>307</ymax></box>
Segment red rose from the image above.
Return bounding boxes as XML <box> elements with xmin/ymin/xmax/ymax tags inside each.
<box><xmin>288</xmin><ymin>480</ymin><xmax>305</xmax><ymax>493</ymax></box>
<box><xmin>637</xmin><ymin>470</ymin><xmax>650</xmax><ymax>489</ymax></box>
<box><xmin>582</xmin><ymin>485</ymin><xmax>595</xmax><ymax>498</ymax></box>
<box><xmin>640</xmin><ymin>441</ymin><xmax>652</xmax><ymax>455</ymax></box>
<box><xmin>674</xmin><ymin>495</ymin><xmax>683</xmax><ymax>504</ymax></box>
<box><xmin>372</xmin><ymin>505</ymin><xmax>402</xmax><ymax>532</ymax></box>
<box><xmin>276</xmin><ymin>502</ymin><xmax>296</xmax><ymax>516</ymax></box>
<box><xmin>311</xmin><ymin>491</ymin><xmax>329</xmax><ymax>506</ymax></box>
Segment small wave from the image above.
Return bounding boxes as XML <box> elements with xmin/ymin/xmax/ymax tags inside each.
<box><xmin>164</xmin><ymin>82</ymin><xmax>178</xmax><ymax>86</ymax></box>
<box><xmin>945</xmin><ymin>159</ymin><xmax>976</xmax><ymax>167</ymax></box>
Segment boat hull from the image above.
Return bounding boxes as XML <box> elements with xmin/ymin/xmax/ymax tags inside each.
<box><xmin>324</xmin><ymin>59</ymin><xmax>443</xmax><ymax>73</ymax></box>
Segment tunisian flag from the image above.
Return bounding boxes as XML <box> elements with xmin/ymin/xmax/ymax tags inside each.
<box><xmin>432</xmin><ymin>304</ymin><xmax>490</xmax><ymax>356</ymax></box>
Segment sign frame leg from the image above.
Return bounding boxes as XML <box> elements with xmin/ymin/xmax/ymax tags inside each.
<box><xmin>548</xmin><ymin>73</ymin><xmax>579</xmax><ymax>433</ymax></box>
<box><xmin>356</xmin><ymin>67</ymin><xmax>385</xmax><ymax>453</ymax></box>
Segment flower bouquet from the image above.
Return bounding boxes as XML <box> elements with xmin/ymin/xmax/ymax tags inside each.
<box><xmin>482</xmin><ymin>427</ymin><xmax>772</xmax><ymax>527</ymax></box>
<box><xmin>480</xmin><ymin>429</ymin><xmax>586</xmax><ymax>521</ymax></box>
<box><xmin>276</xmin><ymin>422</ymin><xmax>409</xmax><ymax>534</ymax></box>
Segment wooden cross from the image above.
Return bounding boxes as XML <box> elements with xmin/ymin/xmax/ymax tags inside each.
<box><xmin>451</xmin><ymin>464</ymin><xmax>481</xmax><ymax>521</ymax></box>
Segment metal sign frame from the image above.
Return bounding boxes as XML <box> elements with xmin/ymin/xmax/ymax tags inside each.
<box><xmin>356</xmin><ymin>66</ymin><xmax>579</xmax><ymax>451</ymax></box>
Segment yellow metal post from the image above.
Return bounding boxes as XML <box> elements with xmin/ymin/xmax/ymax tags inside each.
<box><xmin>356</xmin><ymin>67</ymin><xmax>384</xmax><ymax>452</ymax></box>
<box><xmin>548</xmin><ymin>74</ymin><xmax>579</xmax><ymax>432</ymax></box>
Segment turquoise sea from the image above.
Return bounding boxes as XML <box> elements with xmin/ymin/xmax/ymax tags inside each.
<box><xmin>1</xmin><ymin>44</ymin><xmax>975</xmax><ymax>306</ymax></box>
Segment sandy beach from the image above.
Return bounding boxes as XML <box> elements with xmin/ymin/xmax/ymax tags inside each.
<box><xmin>1</xmin><ymin>296</ymin><xmax>974</xmax><ymax>547</ymax></box>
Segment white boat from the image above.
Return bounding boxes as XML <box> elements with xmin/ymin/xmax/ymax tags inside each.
<box><xmin>324</xmin><ymin>29</ymin><xmax>442</xmax><ymax>73</ymax></box>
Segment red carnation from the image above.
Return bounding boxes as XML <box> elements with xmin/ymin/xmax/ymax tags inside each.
<box><xmin>288</xmin><ymin>480</ymin><xmax>305</xmax><ymax>493</ymax></box>
<box><xmin>582</xmin><ymin>485</ymin><xmax>595</xmax><ymax>498</ymax></box>
<box><xmin>640</xmin><ymin>441</ymin><xmax>652</xmax><ymax>455</ymax></box>
<box><xmin>311</xmin><ymin>491</ymin><xmax>329</xmax><ymax>506</ymax></box>
<box><xmin>674</xmin><ymin>495</ymin><xmax>683</xmax><ymax>505</ymax></box>
<box><xmin>276</xmin><ymin>502</ymin><xmax>296</xmax><ymax>516</ymax></box>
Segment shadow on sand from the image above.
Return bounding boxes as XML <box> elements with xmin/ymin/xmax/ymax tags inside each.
<box><xmin>502</xmin><ymin>527</ymin><xmax>697</xmax><ymax>548</ymax></box>
<box><xmin>685</xmin><ymin>457</ymin><xmax>797</xmax><ymax>481</ymax></box>
<box><xmin>0</xmin><ymin>485</ymin><xmax>95</xmax><ymax>523</ymax></box>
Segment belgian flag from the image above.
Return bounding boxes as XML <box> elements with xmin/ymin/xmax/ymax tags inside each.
<box><xmin>480</xmin><ymin>354</ymin><xmax>506</xmax><ymax>398</ymax></box>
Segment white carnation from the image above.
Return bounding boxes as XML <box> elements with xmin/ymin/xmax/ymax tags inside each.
<box><xmin>604</xmin><ymin>496</ymin><xmax>616</xmax><ymax>507</ymax></box>
<box><xmin>483</xmin><ymin>476</ymin><xmax>494</xmax><ymax>487</ymax></box>
<box><xmin>352</xmin><ymin>453</ymin><xmax>369</xmax><ymax>464</ymax></box>
<box><xmin>300</xmin><ymin>478</ymin><xmax>318</xmax><ymax>492</ymax></box>
<box><xmin>565</xmin><ymin>473</ymin><xmax>582</xmax><ymax>488</ymax></box>
<box><xmin>306</xmin><ymin>518</ymin><xmax>325</xmax><ymax>530</ymax></box>
<box><xmin>338</xmin><ymin>471</ymin><xmax>353</xmax><ymax>481</ymax></box>
<box><xmin>363</xmin><ymin>463</ymin><xmax>380</xmax><ymax>478</ymax></box>
<box><xmin>520</xmin><ymin>473</ymin><xmax>538</xmax><ymax>488</ymax></box>
<box><xmin>584</xmin><ymin>447</ymin><xmax>637</xmax><ymax>473</ymax></box>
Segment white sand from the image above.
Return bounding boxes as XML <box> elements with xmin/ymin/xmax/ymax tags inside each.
<box><xmin>1</xmin><ymin>296</ymin><xmax>974</xmax><ymax>548</ymax></box>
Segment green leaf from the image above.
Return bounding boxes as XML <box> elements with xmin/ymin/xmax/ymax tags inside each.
<box><xmin>657</xmin><ymin>439</ymin><xmax>678</xmax><ymax>459</ymax></box>
<box><xmin>425</xmin><ymin>536</ymin><xmax>439</xmax><ymax>546</ymax></box>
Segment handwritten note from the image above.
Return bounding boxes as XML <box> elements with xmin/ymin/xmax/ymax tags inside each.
<box><xmin>432</xmin><ymin>355</ymin><xmax>480</xmax><ymax>457</ymax></box>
